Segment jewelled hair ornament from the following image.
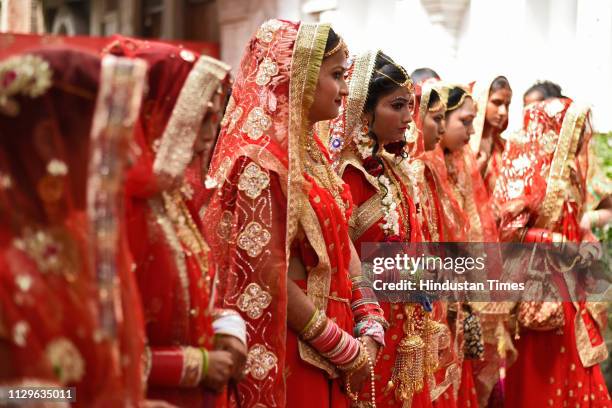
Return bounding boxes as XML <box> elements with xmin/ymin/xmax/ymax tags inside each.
<box><xmin>0</xmin><ymin>54</ymin><xmax>53</xmax><ymax>116</ymax></box>
<box><xmin>444</xmin><ymin>84</ymin><xmax>472</xmax><ymax>112</ymax></box>
<box><xmin>323</xmin><ymin>35</ymin><xmax>349</xmax><ymax>59</ymax></box>
<box><xmin>374</xmin><ymin>53</ymin><xmax>414</xmax><ymax>93</ymax></box>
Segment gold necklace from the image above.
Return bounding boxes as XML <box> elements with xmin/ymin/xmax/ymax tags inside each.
<box><xmin>162</xmin><ymin>189</ymin><xmax>211</xmax><ymax>288</ymax></box>
<box><xmin>302</xmin><ymin>131</ymin><xmax>348</xmax><ymax>217</ymax></box>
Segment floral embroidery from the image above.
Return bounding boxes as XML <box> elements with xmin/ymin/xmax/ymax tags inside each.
<box><xmin>13</xmin><ymin>321</ymin><xmax>29</xmax><ymax>346</ymax></box>
<box><xmin>206</xmin><ymin>156</ymin><xmax>233</xmax><ymax>189</ymax></box>
<box><xmin>216</xmin><ymin>211</ymin><xmax>234</xmax><ymax>241</ymax></box>
<box><xmin>540</xmin><ymin>130</ymin><xmax>557</xmax><ymax>155</ymax></box>
<box><xmin>237</xmin><ymin>222</ymin><xmax>271</xmax><ymax>257</ymax></box>
<box><xmin>255</xmin><ymin>20</ymin><xmax>283</xmax><ymax>44</ymax></box>
<box><xmin>246</xmin><ymin>344</ymin><xmax>277</xmax><ymax>380</ymax></box>
<box><xmin>255</xmin><ymin>58</ymin><xmax>279</xmax><ymax>86</ymax></box>
<box><xmin>13</xmin><ymin>230</ymin><xmax>62</xmax><ymax>273</ymax></box>
<box><xmin>237</xmin><ymin>282</ymin><xmax>272</xmax><ymax>320</ymax></box>
<box><xmin>15</xmin><ymin>274</ymin><xmax>32</xmax><ymax>292</ymax></box>
<box><xmin>46</xmin><ymin>338</ymin><xmax>85</xmax><ymax>384</ymax></box>
<box><xmin>241</xmin><ymin>107</ymin><xmax>272</xmax><ymax>141</ymax></box>
<box><xmin>238</xmin><ymin>163</ymin><xmax>270</xmax><ymax>199</ymax></box>
<box><xmin>221</xmin><ymin>96</ymin><xmax>243</xmax><ymax>134</ymax></box>
<box><xmin>0</xmin><ymin>54</ymin><xmax>52</xmax><ymax>116</ymax></box>
<box><xmin>46</xmin><ymin>159</ymin><xmax>68</xmax><ymax>176</ymax></box>
<box><xmin>507</xmin><ymin>179</ymin><xmax>525</xmax><ymax>199</ymax></box>
<box><xmin>511</xmin><ymin>154</ymin><xmax>531</xmax><ymax>175</ymax></box>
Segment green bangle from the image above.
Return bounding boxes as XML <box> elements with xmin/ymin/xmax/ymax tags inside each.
<box><xmin>201</xmin><ymin>348</ymin><xmax>209</xmax><ymax>379</ymax></box>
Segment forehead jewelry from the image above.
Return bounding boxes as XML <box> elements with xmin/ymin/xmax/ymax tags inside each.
<box><xmin>324</xmin><ymin>36</ymin><xmax>349</xmax><ymax>59</ymax></box>
<box><xmin>374</xmin><ymin>53</ymin><xmax>414</xmax><ymax>93</ymax></box>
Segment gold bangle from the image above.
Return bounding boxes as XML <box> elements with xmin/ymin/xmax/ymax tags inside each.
<box><xmin>300</xmin><ymin>309</ymin><xmax>327</xmax><ymax>341</ymax></box>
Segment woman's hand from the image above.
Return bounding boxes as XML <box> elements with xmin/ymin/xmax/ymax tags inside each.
<box><xmin>202</xmin><ymin>350</ymin><xmax>234</xmax><ymax>392</ymax></box>
<box><xmin>215</xmin><ymin>334</ymin><xmax>248</xmax><ymax>381</ymax></box>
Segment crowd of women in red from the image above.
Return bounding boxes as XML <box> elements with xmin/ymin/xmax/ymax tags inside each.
<box><xmin>0</xmin><ymin>17</ymin><xmax>610</xmax><ymax>408</ymax></box>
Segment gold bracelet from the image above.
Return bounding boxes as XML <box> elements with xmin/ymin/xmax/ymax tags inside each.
<box><xmin>345</xmin><ymin>370</ymin><xmax>360</xmax><ymax>401</ymax></box>
<box><xmin>300</xmin><ymin>309</ymin><xmax>327</xmax><ymax>341</ymax></box>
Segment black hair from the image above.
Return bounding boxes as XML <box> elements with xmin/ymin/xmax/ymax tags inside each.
<box><xmin>324</xmin><ymin>28</ymin><xmax>340</xmax><ymax>57</ymax></box>
<box><xmin>364</xmin><ymin>52</ymin><xmax>409</xmax><ymax>113</ymax></box>
<box><xmin>363</xmin><ymin>52</ymin><xmax>411</xmax><ymax>186</ymax></box>
<box><xmin>523</xmin><ymin>80</ymin><xmax>563</xmax><ymax>100</ymax></box>
<box><xmin>411</xmin><ymin>67</ymin><xmax>440</xmax><ymax>83</ymax></box>
<box><xmin>490</xmin><ymin>75</ymin><xmax>512</xmax><ymax>93</ymax></box>
<box><xmin>445</xmin><ymin>86</ymin><xmax>469</xmax><ymax>117</ymax></box>
<box><xmin>428</xmin><ymin>89</ymin><xmax>441</xmax><ymax>109</ymax></box>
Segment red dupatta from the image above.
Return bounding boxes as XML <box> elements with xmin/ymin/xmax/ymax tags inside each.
<box><xmin>203</xmin><ymin>19</ymin><xmax>354</xmax><ymax>407</ymax></box>
<box><xmin>0</xmin><ymin>47</ymin><xmax>146</xmax><ymax>406</ymax></box>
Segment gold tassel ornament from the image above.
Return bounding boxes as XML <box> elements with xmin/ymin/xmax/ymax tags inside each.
<box><xmin>386</xmin><ymin>304</ymin><xmax>425</xmax><ymax>404</ymax></box>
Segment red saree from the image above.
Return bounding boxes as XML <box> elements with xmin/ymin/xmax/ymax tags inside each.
<box><xmin>330</xmin><ymin>50</ymin><xmax>451</xmax><ymax>408</ymax></box>
<box><xmin>203</xmin><ymin>20</ymin><xmax>355</xmax><ymax>408</ymax></box>
<box><xmin>469</xmin><ymin>77</ymin><xmax>509</xmax><ymax>199</ymax></box>
<box><xmin>493</xmin><ymin>98</ymin><xmax>610</xmax><ymax>407</ymax></box>
<box><xmin>108</xmin><ymin>36</ymin><xmax>231</xmax><ymax>406</ymax></box>
<box><xmin>0</xmin><ymin>47</ymin><xmax>146</xmax><ymax>406</ymax></box>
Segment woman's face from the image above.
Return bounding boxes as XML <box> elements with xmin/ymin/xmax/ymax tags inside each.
<box><xmin>365</xmin><ymin>87</ymin><xmax>414</xmax><ymax>147</ymax></box>
<box><xmin>441</xmin><ymin>97</ymin><xmax>476</xmax><ymax>153</ymax></box>
<box><xmin>422</xmin><ymin>105</ymin><xmax>445</xmax><ymax>151</ymax></box>
<box><xmin>193</xmin><ymin>86</ymin><xmax>227</xmax><ymax>167</ymax></box>
<box><xmin>485</xmin><ymin>88</ymin><xmax>512</xmax><ymax>130</ymax></box>
<box><xmin>308</xmin><ymin>49</ymin><xmax>348</xmax><ymax>123</ymax></box>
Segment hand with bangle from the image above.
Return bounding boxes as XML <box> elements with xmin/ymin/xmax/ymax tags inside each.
<box><xmin>299</xmin><ymin>309</ymin><xmax>378</xmax><ymax>406</ymax></box>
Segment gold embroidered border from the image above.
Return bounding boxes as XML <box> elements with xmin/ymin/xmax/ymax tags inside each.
<box><xmin>88</xmin><ymin>55</ymin><xmax>147</xmax><ymax>340</ymax></box>
<box><xmin>536</xmin><ymin>102</ymin><xmax>590</xmax><ymax>228</ymax></box>
<box><xmin>574</xmin><ymin>304</ymin><xmax>609</xmax><ymax>368</ymax></box>
<box><xmin>153</xmin><ymin>55</ymin><xmax>231</xmax><ymax>178</ymax></box>
<box><xmin>343</xmin><ymin>50</ymin><xmax>378</xmax><ymax>141</ymax></box>
<box><xmin>149</xmin><ymin>197</ymin><xmax>191</xmax><ymax>342</ymax></box>
<box><xmin>468</xmin><ymin>77</ymin><xmax>495</xmax><ymax>154</ymax></box>
<box><xmin>287</xmin><ymin>21</ymin><xmax>341</xmax><ymax>377</ymax></box>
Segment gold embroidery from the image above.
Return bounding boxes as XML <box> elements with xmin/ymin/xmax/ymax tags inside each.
<box><xmin>0</xmin><ymin>54</ymin><xmax>52</xmax><ymax>116</ymax></box>
<box><xmin>255</xmin><ymin>19</ymin><xmax>283</xmax><ymax>43</ymax></box>
<box><xmin>217</xmin><ymin>210</ymin><xmax>234</xmax><ymax>241</ymax></box>
<box><xmin>536</xmin><ymin>103</ymin><xmax>589</xmax><ymax>228</ymax></box>
<box><xmin>13</xmin><ymin>321</ymin><xmax>29</xmax><ymax>346</ymax></box>
<box><xmin>46</xmin><ymin>337</ymin><xmax>85</xmax><ymax>384</ymax></box>
<box><xmin>180</xmin><ymin>346</ymin><xmax>204</xmax><ymax>386</ymax></box>
<box><xmin>153</xmin><ymin>55</ymin><xmax>230</xmax><ymax>178</ymax></box>
<box><xmin>241</xmin><ymin>107</ymin><xmax>272</xmax><ymax>141</ymax></box>
<box><xmin>237</xmin><ymin>221</ymin><xmax>271</xmax><ymax>257</ymax></box>
<box><xmin>237</xmin><ymin>282</ymin><xmax>273</xmax><ymax>319</ymax></box>
<box><xmin>246</xmin><ymin>344</ymin><xmax>277</xmax><ymax>380</ymax></box>
<box><xmin>255</xmin><ymin>58</ymin><xmax>279</xmax><ymax>86</ymax></box>
<box><xmin>238</xmin><ymin>162</ymin><xmax>270</xmax><ymax>199</ymax></box>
